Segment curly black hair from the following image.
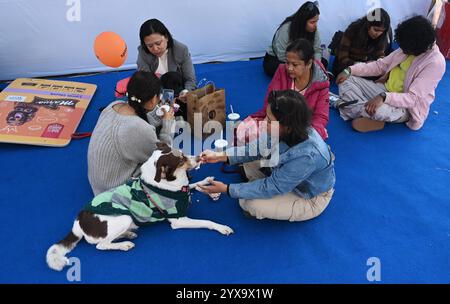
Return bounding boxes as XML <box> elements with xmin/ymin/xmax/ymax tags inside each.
<box><xmin>395</xmin><ymin>15</ymin><xmax>436</xmax><ymax>56</ymax></box>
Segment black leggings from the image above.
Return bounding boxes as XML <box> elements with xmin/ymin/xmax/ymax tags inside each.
<box><xmin>263</xmin><ymin>53</ymin><xmax>283</xmax><ymax>78</ymax></box>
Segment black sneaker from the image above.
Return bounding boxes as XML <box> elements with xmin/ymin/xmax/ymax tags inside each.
<box><xmin>337</xmin><ymin>99</ymin><xmax>358</xmax><ymax>109</ymax></box>
<box><xmin>330</xmin><ymin>96</ymin><xmax>358</xmax><ymax>109</ymax></box>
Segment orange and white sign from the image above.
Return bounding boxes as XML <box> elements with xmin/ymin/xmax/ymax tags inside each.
<box><xmin>0</xmin><ymin>78</ymin><xmax>96</xmax><ymax>147</ymax></box>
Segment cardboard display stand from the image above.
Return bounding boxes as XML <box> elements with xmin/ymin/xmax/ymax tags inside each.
<box><xmin>0</xmin><ymin>78</ymin><xmax>96</xmax><ymax>147</ymax></box>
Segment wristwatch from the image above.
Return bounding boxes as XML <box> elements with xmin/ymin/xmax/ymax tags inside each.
<box><xmin>379</xmin><ymin>92</ymin><xmax>387</xmax><ymax>102</ymax></box>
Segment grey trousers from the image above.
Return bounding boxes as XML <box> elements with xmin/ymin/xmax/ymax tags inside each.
<box><xmin>338</xmin><ymin>76</ymin><xmax>409</xmax><ymax>123</ymax></box>
<box><xmin>238</xmin><ymin>161</ymin><xmax>334</xmax><ymax>222</ymax></box>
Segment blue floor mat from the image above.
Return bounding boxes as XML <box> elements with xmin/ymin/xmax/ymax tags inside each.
<box><xmin>0</xmin><ymin>59</ymin><xmax>449</xmax><ymax>283</ymax></box>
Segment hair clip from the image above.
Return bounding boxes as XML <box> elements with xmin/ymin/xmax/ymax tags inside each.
<box><xmin>130</xmin><ymin>96</ymin><xmax>142</xmax><ymax>103</ymax></box>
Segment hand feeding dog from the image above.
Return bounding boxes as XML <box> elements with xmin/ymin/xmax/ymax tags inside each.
<box><xmin>193</xmin><ymin>158</ymin><xmax>221</xmax><ymax>201</ymax></box>
<box><xmin>46</xmin><ymin>142</ymin><xmax>233</xmax><ymax>271</ymax></box>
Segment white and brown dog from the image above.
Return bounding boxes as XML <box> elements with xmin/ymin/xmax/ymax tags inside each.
<box><xmin>46</xmin><ymin>143</ymin><xmax>233</xmax><ymax>271</ymax></box>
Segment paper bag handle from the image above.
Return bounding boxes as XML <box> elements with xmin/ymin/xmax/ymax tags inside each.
<box><xmin>197</xmin><ymin>78</ymin><xmax>216</xmax><ymax>93</ymax></box>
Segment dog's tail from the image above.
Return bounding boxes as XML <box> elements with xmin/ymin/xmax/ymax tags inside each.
<box><xmin>46</xmin><ymin>220</ymin><xmax>83</xmax><ymax>271</ymax></box>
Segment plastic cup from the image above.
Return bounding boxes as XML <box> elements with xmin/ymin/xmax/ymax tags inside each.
<box><xmin>228</xmin><ymin>113</ymin><xmax>240</xmax><ymax>121</ymax></box>
<box><xmin>156</xmin><ymin>104</ymin><xmax>170</xmax><ymax>117</ymax></box>
<box><xmin>214</xmin><ymin>139</ymin><xmax>228</xmax><ymax>151</ymax></box>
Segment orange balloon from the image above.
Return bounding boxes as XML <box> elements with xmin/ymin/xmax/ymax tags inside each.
<box><xmin>94</xmin><ymin>31</ymin><xmax>128</xmax><ymax>68</ymax></box>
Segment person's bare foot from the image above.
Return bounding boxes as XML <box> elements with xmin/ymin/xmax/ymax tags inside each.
<box><xmin>352</xmin><ymin>118</ymin><xmax>385</xmax><ymax>132</ymax></box>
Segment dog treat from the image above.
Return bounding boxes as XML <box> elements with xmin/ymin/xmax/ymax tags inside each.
<box><xmin>195</xmin><ymin>161</ymin><xmax>202</xmax><ymax>170</ymax></box>
<box><xmin>209</xmin><ymin>193</ymin><xmax>221</xmax><ymax>201</ymax></box>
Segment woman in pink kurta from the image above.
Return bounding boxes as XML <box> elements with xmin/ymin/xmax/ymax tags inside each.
<box><xmin>238</xmin><ymin>39</ymin><xmax>330</xmax><ymax>144</ymax></box>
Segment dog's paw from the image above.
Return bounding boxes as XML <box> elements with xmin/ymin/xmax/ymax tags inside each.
<box><xmin>119</xmin><ymin>241</ymin><xmax>135</xmax><ymax>251</ymax></box>
<box><xmin>195</xmin><ymin>186</ymin><xmax>205</xmax><ymax>193</ymax></box>
<box><xmin>209</xmin><ymin>192</ymin><xmax>221</xmax><ymax>201</ymax></box>
<box><xmin>47</xmin><ymin>256</ymin><xmax>70</xmax><ymax>271</ymax></box>
<box><xmin>122</xmin><ymin>231</ymin><xmax>137</xmax><ymax>239</ymax></box>
<box><xmin>216</xmin><ymin>225</ymin><xmax>234</xmax><ymax>236</ymax></box>
<box><xmin>197</xmin><ymin>176</ymin><xmax>214</xmax><ymax>186</ymax></box>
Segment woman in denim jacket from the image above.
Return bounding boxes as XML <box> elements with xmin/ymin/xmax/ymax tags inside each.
<box><xmin>199</xmin><ymin>90</ymin><xmax>335</xmax><ymax>222</ymax></box>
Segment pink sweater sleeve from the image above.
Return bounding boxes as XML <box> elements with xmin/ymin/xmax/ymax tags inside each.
<box><xmin>350</xmin><ymin>49</ymin><xmax>404</xmax><ymax>77</ymax></box>
<box><xmin>310</xmin><ymin>87</ymin><xmax>330</xmax><ymax>140</ymax></box>
<box><xmin>385</xmin><ymin>59</ymin><xmax>446</xmax><ymax>109</ymax></box>
<box><xmin>350</xmin><ymin>57</ymin><xmax>391</xmax><ymax>77</ymax></box>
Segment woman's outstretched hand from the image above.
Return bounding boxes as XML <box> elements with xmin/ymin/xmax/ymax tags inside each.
<box><xmin>200</xmin><ymin>150</ymin><xmax>228</xmax><ymax>164</ymax></box>
<box><xmin>198</xmin><ymin>180</ymin><xmax>228</xmax><ymax>194</ymax></box>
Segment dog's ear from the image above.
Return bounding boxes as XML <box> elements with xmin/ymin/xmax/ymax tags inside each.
<box><xmin>156</xmin><ymin>142</ymin><xmax>171</xmax><ymax>154</ymax></box>
<box><xmin>164</xmin><ymin>166</ymin><xmax>177</xmax><ymax>182</ymax></box>
<box><xmin>154</xmin><ymin>166</ymin><xmax>163</xmax><ymax>183</ymax></box>
<box><xmin>155</xmin><ymin>154</ymin><xmax>183</xmax><ymax>182</ymax></box>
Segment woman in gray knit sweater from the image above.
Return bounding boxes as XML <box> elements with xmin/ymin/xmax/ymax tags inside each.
<box><xmin>87</xmin><ymin>71</ymin><xmax>174</xmax><ymax>195</ymax></box>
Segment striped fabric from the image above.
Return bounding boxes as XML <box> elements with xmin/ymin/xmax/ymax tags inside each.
<box><xmin>84</xmin><ymin>179</ymin><xmax>190</xmax><ymax>226</ymax></box>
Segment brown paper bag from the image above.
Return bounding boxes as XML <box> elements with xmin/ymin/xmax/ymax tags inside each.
<box><xmin>186</xmin><ymin>83</ymin><xmax>226</xmax><ymax>139</ymax></box>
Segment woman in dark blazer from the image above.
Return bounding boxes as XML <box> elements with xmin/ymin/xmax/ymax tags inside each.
<box><xmin>137</xmin><ymin>19</ymin><xmax>196</xmax><ymax>94</ymax></box>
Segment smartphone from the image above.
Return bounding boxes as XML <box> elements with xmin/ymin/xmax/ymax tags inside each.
<box><xmin>162</xmin><ymin>89</ymin><xmax>175</xmax><ymax>102</ymax></box>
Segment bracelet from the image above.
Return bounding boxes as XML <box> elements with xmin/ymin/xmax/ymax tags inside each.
<box><xmin>343</xmin><ymin>68</ymin><xmax>351</xmax><ymax>76</ymax></box>
<box><xmin>226</xmin><ymin>185</ymin><xmax>231</xmax><ymax>196</ymax></box>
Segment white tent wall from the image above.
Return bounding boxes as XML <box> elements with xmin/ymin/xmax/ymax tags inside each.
<box><xmin>0</xmin><ymin>0</ymin><xmax>430</xmax><ymax>81</ymax></box>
